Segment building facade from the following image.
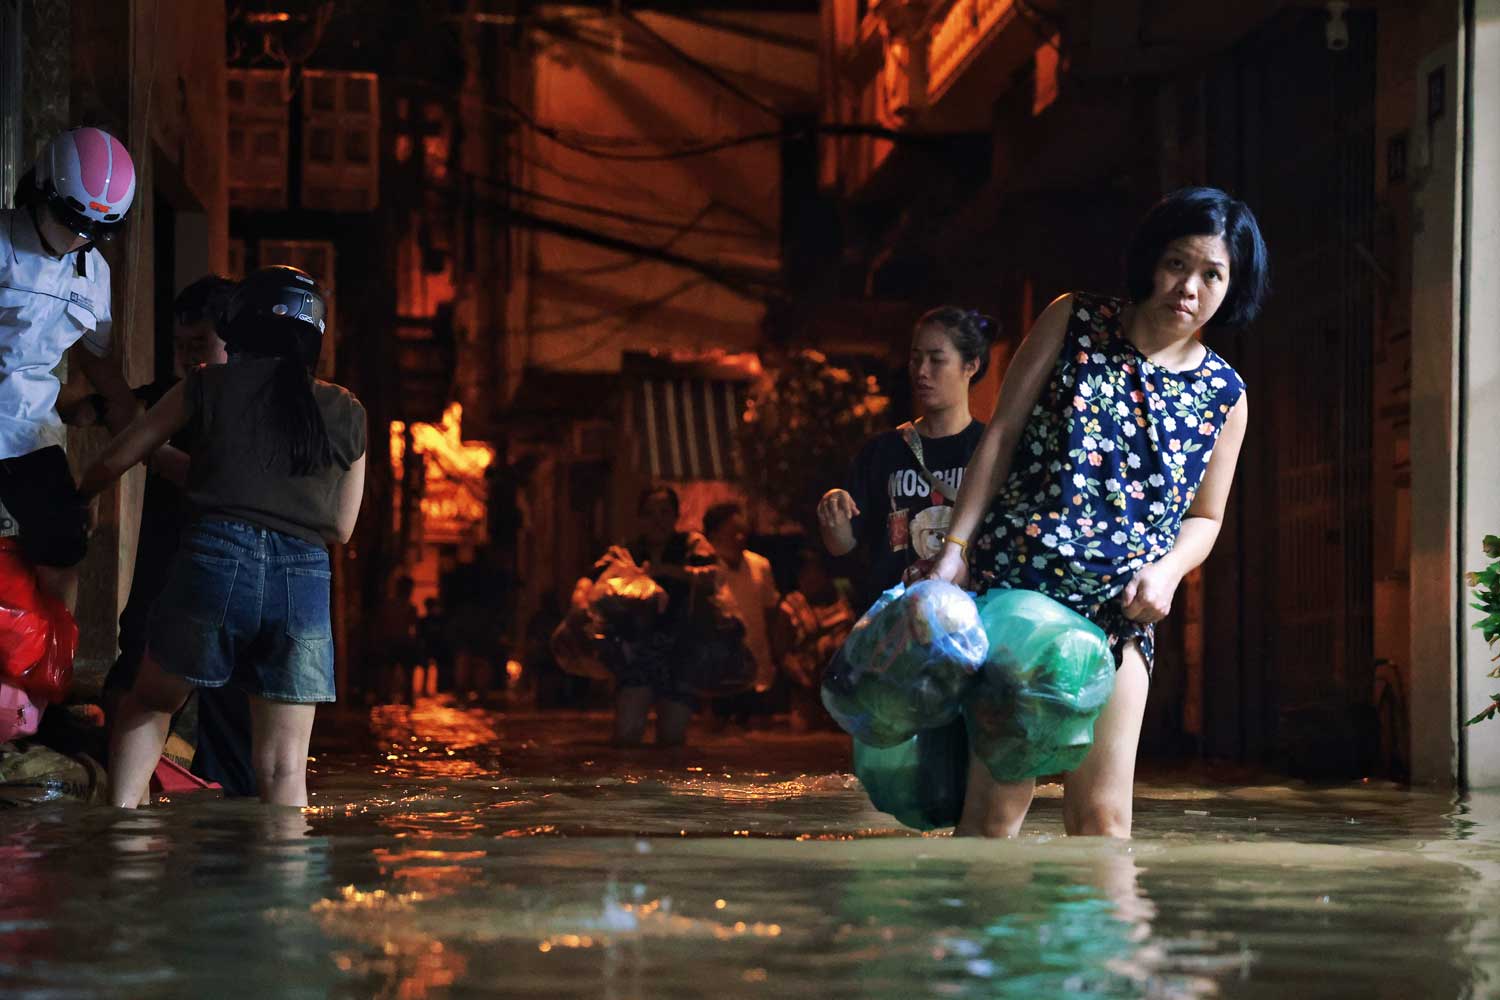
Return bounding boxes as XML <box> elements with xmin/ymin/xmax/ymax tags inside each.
<box><xmin>817</xmin><ymin>0</ymin><xmax>1500</xmax><ymax>787</ymax></box>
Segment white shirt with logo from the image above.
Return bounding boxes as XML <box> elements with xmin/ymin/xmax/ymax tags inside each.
<box><xmin>0</xmin><ymin>207</ymin><xmax>113</xmax><ymax>459</ymax></box>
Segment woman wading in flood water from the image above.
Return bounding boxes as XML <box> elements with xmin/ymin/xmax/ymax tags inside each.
<box><xmin>929</xmin><ymin>188</ymin><xmax>1266</xmax><ymax>838</ymax></box>
<box><xmin>79</xmin><ymin>266</ymin><xmax>366</xmax><ymax>808</ymax></box>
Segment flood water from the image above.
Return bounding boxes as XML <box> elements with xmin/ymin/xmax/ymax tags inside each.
<box><xmin>1</xmin><ymin>700</ymin><xmax>1497</xmax><ymax>998</ymax></box>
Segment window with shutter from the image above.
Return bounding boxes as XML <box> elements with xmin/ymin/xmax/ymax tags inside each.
<box><xmin>301</xmin><ymin>70</ymin><xmax>381</xmax><ymax>212</ymax></box>
<box><xmin>227</xmin><ymin>68</ymin><xmax>290</xmax><ymax>210</ymax></box>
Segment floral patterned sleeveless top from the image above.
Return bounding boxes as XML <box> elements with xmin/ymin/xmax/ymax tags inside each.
<box><xmin>970</xmin><ymin>292</ymin><xmax>1247</xmax><ymax>615</ymax></box>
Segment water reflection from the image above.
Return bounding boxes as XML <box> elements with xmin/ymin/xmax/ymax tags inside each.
<box><xmin>0</xmin><ymin>702</ymin><xmax>1496</xmax><ymax>998</ymax></box>
<box><xmin>834</xmin><ymin>847</ymin><xmax>1181</xmax><ymax>998</ymax></box>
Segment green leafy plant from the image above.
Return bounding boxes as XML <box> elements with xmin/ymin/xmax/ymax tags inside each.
<box><xmin>1465</xmin><ymin>534</ymin><xmax>1500</xmax><ymax>726</ymax></box>
<box><xmin>737</xmin><ymin>350</ymin><xmax>889</xmax><ymax>532</ymax></box>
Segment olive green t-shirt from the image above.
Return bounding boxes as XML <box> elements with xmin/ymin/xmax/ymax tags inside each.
<box><xmin>182</xmin><ymin>358</ymin><xmax>367</xmax><ymax>546</ymax></box>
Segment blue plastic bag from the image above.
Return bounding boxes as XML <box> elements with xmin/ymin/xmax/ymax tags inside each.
<box><xmin>822</xmin><ymin>581</ymin><xmax>989</xmax><ymax>748</ymax></box>
<box><xmin>964</xmin><ymin>589</ymin><xmax>1116</xmax><ymax>781</ymax></box>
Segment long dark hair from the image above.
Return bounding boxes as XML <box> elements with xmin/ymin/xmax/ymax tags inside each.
<box><xmin>220</xmin><ymin>267</ymin><xmax>335</xmax><ymax>475</ymax></box>
<box><xmin>246</xmin><ymin>329</ymin><xmax>332</xmax><ymax>475</ymax></box>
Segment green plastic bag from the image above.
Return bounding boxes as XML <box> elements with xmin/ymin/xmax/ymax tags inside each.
<box><xmin>821</xmin><ymin>582</ymin><xmax>988</xmax><ymax>748</ymax></box>
<box><xmin>964</xmin><ymin>589</ymin><xmax>1115</xmax><ymax>781</ymax></box>
<box><xmin>852</xmin><ymin>717</ymin><xmax>970</xmax><ymax>830</ymax></box>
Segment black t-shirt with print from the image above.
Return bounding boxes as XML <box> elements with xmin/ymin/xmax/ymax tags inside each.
<box><xmin>841</xmin><ymin>420</ymin><xmax>984</xmax><ymax>610</ymax></box>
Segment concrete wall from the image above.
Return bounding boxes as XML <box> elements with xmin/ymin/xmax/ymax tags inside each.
<box><xmin>1407</xmin><ymin>4</ymin><xmax>1465</xmax><ymax>787</ymax></box>
<box><xmin>1460</xmin><ymin>0</ymin><xmax>1500</xmax><ymax>786</ymax></box>
<box><xmin>64</xmin><ymin>0</ymin><xmax>227</xmax><ymax>686</ymax></box>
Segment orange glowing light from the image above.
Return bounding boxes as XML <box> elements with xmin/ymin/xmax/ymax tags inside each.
<box><xmin>390</xmin><ymin>403</ymin><xmax>495</xmax><ymax>542</ymax></box>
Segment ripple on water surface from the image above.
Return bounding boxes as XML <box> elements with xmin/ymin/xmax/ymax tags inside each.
<box><xmin>0</xmin><ymin>701</ymin><xmax>1496</xmax><ymax>999</ymax></box>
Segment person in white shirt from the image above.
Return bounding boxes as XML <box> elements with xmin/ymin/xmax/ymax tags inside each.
<box><xmin>704</xmin><ymin>502</ymin><xmax>779</xmax><ymax>728</ymax></box>
<box><xmin>0</xmin><ymin>127</ymin><xmax>139</xmax><ymax>611</ymax></box>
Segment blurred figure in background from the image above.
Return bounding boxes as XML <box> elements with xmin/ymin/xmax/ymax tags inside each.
<box><xmin>573</xmin><ymin>485</ymin><xmax>715</xmax><ymax>747</ymax></box>
<box><xmin>419</xmin><ymin>596</ymin><xmax>454</xmax><ymax>695</ymax></box>
<box><xmin>445</xmin><ymin>545</ymin><xmax>513</xmax><ymax>701</ymax></box>
<box><xmin>774</xmin><ymin>544</ymin><xmax>855</xmax><ymax>732</ymax></box>
<box><xmin>705</xmin><ymin>502</ymin><xmax>779</xmax><ymax>730</ymax></box>
<box><xmin>380</xmin><ymin>575</ymin><xmax>423</xmax><ymax>702</ymax></box>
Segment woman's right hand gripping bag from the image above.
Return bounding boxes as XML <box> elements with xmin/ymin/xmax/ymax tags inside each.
<box><xmin>965</xmin><ymin>589</ymin><xmax>1116</xmax><ymax>781</ymax></box>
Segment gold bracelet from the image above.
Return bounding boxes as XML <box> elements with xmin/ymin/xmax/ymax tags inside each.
<box><xmin>944</xmin><ymin>534</ymin><xmax>968</xmax><ymax>553</ymax></box>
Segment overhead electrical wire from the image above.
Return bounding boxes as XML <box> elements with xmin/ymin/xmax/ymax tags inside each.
<box><xmin>619</xmin><ymin>10</ymin><xmax>782</xmax><ymax>120</ymax></box>
<box><xmin>471</xmin><ymin>173</ymin><xmax>763</xmax><ymax>239</ymax></box>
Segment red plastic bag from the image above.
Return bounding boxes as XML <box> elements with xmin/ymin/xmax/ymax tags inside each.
<box><xmin>0</xmin><ymin>541</ymin><xmax>76</xmax><ymax>703</ymax></box>
<box><xmin>20</xmin><ymin>591</ymin><xmax>75</xmax><ymax>705</ymax></box>
<box><xmin>0</xmin><ymin>544</ymin><xmax>50</xmax><ymax>682</ymax></box>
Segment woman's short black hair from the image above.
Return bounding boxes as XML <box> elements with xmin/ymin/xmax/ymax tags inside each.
<box><xmin>914</xmin><ymin>306</ymin><xmax>1002</xmax><ymax>382</ymax></box>
<box><xmin>1124</xmin><ymin>187</ymin><xmax>1269</xmax><ymax>329</ymax></box>
<box><xmin>637</xmin><ymin>484</ymin><xmax>680</xmax><ymax>516</ymax></box>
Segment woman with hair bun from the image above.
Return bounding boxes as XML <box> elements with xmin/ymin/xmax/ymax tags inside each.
<box><xmin>817</xmin><ymin>306</ymin><xmax>1002</xmax><ymax>608</ymax></box>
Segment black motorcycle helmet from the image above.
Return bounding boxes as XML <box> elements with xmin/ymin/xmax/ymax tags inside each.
<box><xmin>220</xmin><ymin>265</ymin><xmax>327</xmax><ymax>368</ymax></box>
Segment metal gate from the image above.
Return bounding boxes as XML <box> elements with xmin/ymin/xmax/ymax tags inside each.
<box><xmin>1201</xmin><ymin>8</ymin><xmax>1377</xmax><ymax>773</ymax></box>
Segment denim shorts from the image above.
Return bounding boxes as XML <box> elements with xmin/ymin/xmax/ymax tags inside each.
<box><xmin>148</xmin><ymin>518</ymin><xmax>336</xmax><ymax>703</ymax></box>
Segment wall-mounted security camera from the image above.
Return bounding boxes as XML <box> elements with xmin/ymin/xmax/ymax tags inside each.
<box><xmin>1326</xmin><ymin>1</ymin><xmax>1350</xmax><ymax>52</ymax></box>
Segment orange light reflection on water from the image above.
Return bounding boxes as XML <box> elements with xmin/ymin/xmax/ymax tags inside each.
<box><xmin>312</xmin><ymin>887</ymin><xmax>465</xmax><ymax>999</ymax></box>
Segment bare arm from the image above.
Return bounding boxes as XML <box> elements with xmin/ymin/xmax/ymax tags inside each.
<box><xmin>146</xmin><ymin>446</ymin><xmax>191</xmax><ymax>488</ymax></box>
<box><xmin>1120</xmin><ymin>395</ymin><xmax>1249</xmax><ymax>622</ymax></box>
<box><xmin>77</xmin><ymin>382</ymin><xmax>191</xmax><ymax>498</ymax></box>
<box><xmin>57</xmin><ymin>389</ymin><xmax>104</xmax><ymax>427</ymax></box>
<box><xmin>332</xmin><ymin>453</ymin><xmax>367</xmax><ymax>545</ymax></box>
<box><xmin>70</xmin><ymin>345</ymin><xmax>140</xmax><ymax>436</ymax></box>
<box><xmin>929</xmin><ymin>294</ymin><xmax>1074</xmax><ymax>583</ymax></box>
<box><xmin>817</xmin><ymin>489</ymin><xmax>860</xmax><ymax>556</ymax></box>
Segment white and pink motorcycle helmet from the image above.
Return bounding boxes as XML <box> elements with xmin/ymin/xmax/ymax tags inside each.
<box><xmin>33</xmin><ymin>126</ymin><xmax>136</xmax><ymax>242</ymax></box>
